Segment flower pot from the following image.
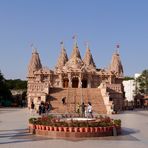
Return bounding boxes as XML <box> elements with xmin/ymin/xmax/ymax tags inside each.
<box><xmin>45</xmin><ymin>126</ymin><xmax>49</xmax><ymax>131</ymax></box>
<box><xmin>38</xmin><ymin>125</ymin><xmax>42</xmax><ymax>130</ymax></box>
<box><xmin>49</xmin><ymin>126</ymin><xmax>54</xmax><ymax>131</ymax></box>
<box><xmin>41</xmin><ymin>125</ymin><xmax>45</xmax><ymax>130</ymax></box>
<box><xmin>63</xmin><ymin>127</ymin><xmax>68</xmax><ymax>132</ymax></box>
<box><xmin>109</xmin><ymin>126</ymin><xmax>113</xmax><ymax>131</ymax></box>
<box><xmin>79</xmin><ymin>127</ymin><xmax>85</xmax><ymax>132</ymax></box>
<box><xmin>35</xmin><ymin>125</ymin><xmax>39</xmax><ymax>130</ymax></box>
<box><xmin>54</xmin><ymin>126</ymin><xmax>58</xmax><ymax>131</ymax></box>
<box><xmin>84</xmin><ymin>127</ymin><xmax>90</xmax><ymax>132</ymax></box>
<box><xmin>100</xmin><ymin>127</ymin><xmax>103</xmax><ymax>132</ymax></box>
<box><xmin>58</xmin><ymin>127</ymin><xmax>64</xmax><ymax>132</ymax></box>
<box><xmin>103</xmin><ymin>127</ymin><xmax>107</xmax><ymax>132</ymax></box>
<box><xmin>90</xmin><ymin>127</ymin><xmax>95</xmax><ymax>133</ymax></box>
<box><xmin>74</xmin><ymin>127</ymin><xmax>79</xmax><ymax>132</ymax></box>
<box><xmin>97</xmin><ymin>127</ymin><xmax>101</xmax><ymax>132</ymax></box>
<box><xmin>94</xmin><ymin>127</ymin><xmax>98</xmax><ymax>132</ymax></box>
<box><xmin>69</xmin><ymin>127</ymin><xmax>74</xmax><ymax>132</ymax></box>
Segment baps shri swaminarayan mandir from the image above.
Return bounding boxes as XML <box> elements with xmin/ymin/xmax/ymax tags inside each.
<box><xmin>27</xmin><ymin>41</ymin><xmax>124</xmax><ymax>114</ymax></box>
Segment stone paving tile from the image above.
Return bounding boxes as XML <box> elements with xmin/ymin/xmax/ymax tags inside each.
<box><xmin>0</xmin><ymin>108</ymin><xmax>148</xmax><ymax>148</ymax></box>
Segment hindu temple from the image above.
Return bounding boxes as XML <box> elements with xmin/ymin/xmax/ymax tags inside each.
<box><xmin>27</xmin><ymin>40</ymin><xmax>124</xmax><ymax>114</ymax></box>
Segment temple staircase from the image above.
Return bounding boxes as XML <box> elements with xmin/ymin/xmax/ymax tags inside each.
<box><xmin>48</xmin><ymin>88</ymin><xmax>107</xmax><ymax>114</ymax></box>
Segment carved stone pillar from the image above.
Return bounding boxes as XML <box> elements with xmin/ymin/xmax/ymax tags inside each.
<box><xmin>68</xmin><ymin>73</ymin><xmax>72</xmax><ymax>87</ymax></box>
<box><xmin>87</xmin><ymin>75</ymin><xmax>91</xmax><ymax>88</ymax></box>
<box><xmin>78</xmin><ymin>76</ymin><xmax>82</xmax><ymax>88</ymax></box>
<box><xmin>59</xmin><ymin>74</ymin><xmax>63</xmax><ymax>87</ymax></box>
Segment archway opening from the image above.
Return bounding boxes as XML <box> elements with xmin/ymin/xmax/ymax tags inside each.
<box><xmin>63</xmin><ymin>79</ymin><xmax>69</xmax><ymax>88</ymax></box>
<box><xmin>72</xmin><ymin>77</ymin><xmax>79</xmax><ymax>88</ymax></box>
<box><xmin>82</xmin><ymin>79</ymin><xmax>87</xmax><ymax>88</ymax></box>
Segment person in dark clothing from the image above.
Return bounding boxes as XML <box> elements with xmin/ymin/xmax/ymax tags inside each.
<box><xmin>38</xmin><ymin>104</ymin><xmax>42</xmax><ymax>115</ymax></box>
<box><xmin>81</xmin><ymin>102</ymin><xmax>86</xmax><ymax>117</ymax></box>
<box><xmin>30</xmin><ymin>101</ymin><xmax>35</xmax><ymax>115</ymax></box>
<box><xmin>62</xmin><ymin>97</ymin><xmax>66</xmax><ymax>105</ymax></box>
<box><xmin>41</xmin><ymin>103</ymin><xmax>45</xmax><ymax>114</ymax></box>
<box><xmin>31</xmin><ymin>101</ymin><xmax>35</xmax><ymax>109</ymax></box>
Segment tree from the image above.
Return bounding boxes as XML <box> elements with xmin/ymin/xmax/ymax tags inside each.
<box><xmin>123</xmin><ymin>76</ymin><xmax>134</xmax><ymax>81</ymax></box>
<box><xmin>137</xmin><ymin>69</ymin><xmax>148</xmax><ymax>95</ymax></box>
<box><xmin>0</xmin><ymin>71</ymin><xmax>12</xmax><ymax>106</ymax></box>
<box><xmin>5</xmin><ymin>79</ymin><xmax>27</xmax><ymax>90</ymax></box>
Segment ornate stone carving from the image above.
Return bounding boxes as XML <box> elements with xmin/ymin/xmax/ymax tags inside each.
<box><xmin>56</xmin><ymin>44</ymin><xmax>68</xmax><ymax>70</ymax></box>
<box><xmin>28</xmin><ymin>50</ymin><xmax>42</xmax><ymax>77</ymax></box>
<box><xmin>83</xmin><ymin>47</ymin><xmax>96</xmax><ymax>68</ymax></box>
<box><xmin>109</xmin><ymin>51</ymin><xmax>124</xmax><ymax>77</ymax></box>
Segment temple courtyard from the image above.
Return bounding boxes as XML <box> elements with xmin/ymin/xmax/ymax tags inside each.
<box><xmin>0</xmin><ymin>108</ymin><xmax>148</xmax><ymax>148</ymax></box>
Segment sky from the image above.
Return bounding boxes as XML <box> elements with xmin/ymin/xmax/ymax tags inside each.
<box><xmin>0</xmin><ymin>0</ymin><xmax>148</xmax><ymax>80</ymax></box>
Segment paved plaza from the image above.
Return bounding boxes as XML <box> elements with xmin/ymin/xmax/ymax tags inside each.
<box><xmin>0</xmin><ymin>108</ymin><xmax>148</xmax><ymax>148</ymax></box>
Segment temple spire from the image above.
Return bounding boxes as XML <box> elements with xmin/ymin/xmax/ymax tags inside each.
<box><xmin>70</xmin><ymin>35</ymin><xmax>81</xmax><ymax>59</ymax></box>
<box><xmin>83</xmin><ymin>44</ymin><xmax>96</xmax><ymax>68</ymax></box>
<box><xmin>56</xmin><ymin>42</ymin><xmax>68</xmax><ymax>69</ymax></box>
<box><xmin>65</xmin><ymin>37</ymin><xmax>83</xmax><ymax>68</ymax></box>
<box><xmin>28</xmin><ymin>49</ymin><xmax>42</xmax><ymax>77</ymax></box>
<box><xmin>109</xmin><ymin>46</ymin><xmax>124</xmax><ymax>77</ymax></box>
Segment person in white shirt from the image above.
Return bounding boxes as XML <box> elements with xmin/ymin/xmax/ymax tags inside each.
<box><xmin>87</xmin><ymin>102</ymin><xmax>93</xmax><ymax>118</ymax></box>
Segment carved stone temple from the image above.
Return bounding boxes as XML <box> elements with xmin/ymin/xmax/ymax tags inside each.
<box><xmin>27</xmin><ymin>41</ymin><xmax>124</xmax><ymax>114</ymax></box>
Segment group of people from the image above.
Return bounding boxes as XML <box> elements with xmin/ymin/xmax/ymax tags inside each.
<box><xmin>38</xmin><ymin>102</ymin><xmax>52</xmax><ymax>115</ymax></box>
<box><xmin>30</xmin><ymin>101</ymin><xmax>52</xmax><ymax>116</ymax></box>
<box><xmin>77</xmin><ymin>102</ymin><xmax>93</xmax><ymax>118</ymax></box>
<box><xmin>30</xmin><ymin>100</ymin><xmax>93</xmax><ymax>117</ymax></box>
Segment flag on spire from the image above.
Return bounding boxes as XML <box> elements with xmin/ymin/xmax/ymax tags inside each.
<box><xmin>116</xmin><ymin>44</ymin><xmax>120</xmax><ymax>48</ymax></box>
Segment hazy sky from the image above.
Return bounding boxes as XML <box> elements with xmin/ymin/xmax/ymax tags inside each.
<box><xmin>0</xmin><ymin>0</ymin><xmax>148</xmax><ymax>80</ymax></box>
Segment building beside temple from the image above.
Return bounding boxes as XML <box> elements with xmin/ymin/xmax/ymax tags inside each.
<box><xmin>27</xmin><ymin>41</ymin><xmax>124</xmax><ymax>114</ymax></box>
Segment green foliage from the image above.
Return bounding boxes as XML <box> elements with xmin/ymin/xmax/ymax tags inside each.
<box><xmin>123</xmin><ymin>76</ymin><xmax>134</xmax><ymax>81</ymax></box>
<box><xmin>137</xmin><ymin>69</ymin><xmax>148</xmax><ymax>95</ymax></box>
<box><xmin>0</xmin><ymin>71</ymin><xmax>12</xmax><ymax>105</ymax></box>
<box><xmin>114</xmin><ymin>119</ymin><xmax>121</xmax><ymax>126</ymax></box>
<box><xmin>29</xmin><ymin>115</ymin><xmax>121</xmax><ymax>127</ymax></box>
<box><xmin>5</xmin><ymin>79</ymin><xmax>27</xmax><ymax>90</ymax></box>
<box><xmin>29</xmin><ymin>118</ymin><xmax>38</xmax><ymax>124</ymax></box>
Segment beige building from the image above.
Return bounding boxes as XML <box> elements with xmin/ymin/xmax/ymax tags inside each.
<box><xmin>27</xmin><ymin>41</ymin><xmax>124</xmax><ymax>114</ymax></box>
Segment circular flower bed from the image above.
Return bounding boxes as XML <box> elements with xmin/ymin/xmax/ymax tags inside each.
<box><xmin>29</xmin><ymin>115</ymin><xmax>121</xmax><ymax>138</ymax></box>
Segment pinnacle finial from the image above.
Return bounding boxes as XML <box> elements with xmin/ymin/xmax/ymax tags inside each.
<box><xmin>115</xmin><ymin>44</ymin><xmax>120</xmax><ymax>54</ymax></box>
<box><xmin>60</xmin><ymin>41</ymin><xmax>64</xmax><ymax>49</ymax></box>
<box><xmin>85</xmin><ymin>41</ymin><xmax>90</xmax><ymax>50</ymax></box>
<box><xmin>72</xmin><ymin>34</ymin><xmax>78</xmax><ymax>47</ymax></box>
<box><xmin>30</xmin><ymin>43</ymin><xmax>37</xmax><ymax>53</ymax></box>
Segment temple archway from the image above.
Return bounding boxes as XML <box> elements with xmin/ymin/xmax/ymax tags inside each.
<box><xmin>82</xmin><ymin>79</ymin><xmax>87</xmax><ymax>88</ymax></box>
<box><xmin>72</xmin><ymin>77</ymin><xmax>79</xmax><ymax>88</ymax></box>
<box><xmin>63</xmin><ymin>78</ymin><xmax>69</xmax><ymax>88</ymax></box>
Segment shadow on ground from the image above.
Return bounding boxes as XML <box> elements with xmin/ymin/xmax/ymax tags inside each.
<box><xmin>0</xmin><ymin>127</ymin><xmax>140</xmax><ymax>144</ymax></box>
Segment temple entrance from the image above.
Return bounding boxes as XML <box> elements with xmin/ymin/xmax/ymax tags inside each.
<box><xmin>72</xmin><ymin>78</ymin><xmax>79</xmax><ymax>88</ymax></box>
<box><xmin>82</xmin><ymin>79</ymin><xmax>87</xmax><ymax>88</ymax></box>
<box><xmin>63</xmin><ymin>79</ymin><xmax>69</xmax><ymax>88</ymax></box>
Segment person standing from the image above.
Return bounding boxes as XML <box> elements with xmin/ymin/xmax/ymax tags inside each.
<box><xmin>87</xmin><ymin>102</ymin><xmax>93</xmax><ymax>118</ymax></box>
<box><xmin>76</xmin><ymin>103</ymin><xmax>80</xmax><ymax>114</ymax></box>
<box><xmin>62</xmin><ymin>97</ymin><xmax>66</xmax><ymax>105</ymax></box>
<box><xmin>38</xmin><ymin>103</ymin><xmax>42</xmax><ymax>115</ymax></box>
<box><xmin>30</xmin><ymin>101</ymin><xmax>35</xmax><ymax>116</ymax></box>
<box><xmin>81</xmin><ymin>102</ymin><xmax>86</xmax><ymax>117</ymax></box>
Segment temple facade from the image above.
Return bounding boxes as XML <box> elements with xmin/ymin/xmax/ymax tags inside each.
<box><xmin>27</xmin><ymin>41</ymin><xmax>124</xmax><ymax>114</ymax></box>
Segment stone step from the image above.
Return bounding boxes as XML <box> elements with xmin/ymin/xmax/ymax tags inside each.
<box><xmin>49</xmin><ymin>88</ymin><xmax>107</xmax><ymax>114</ymax></box>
